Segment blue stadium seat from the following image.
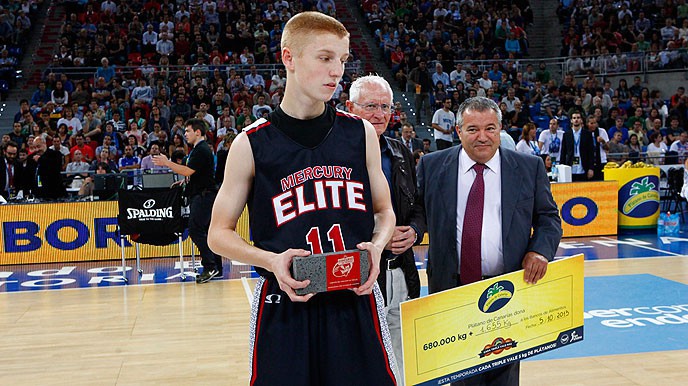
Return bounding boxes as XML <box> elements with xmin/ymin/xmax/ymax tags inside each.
<box><xmin>8</xmin><ymin>47</ymin><xmax>22</xmax><ymax>58</ymax></box>
<box><xmin>535</xmin><ymin>116</ymin><xmax>549</xmax><ymax>131</ymax></box>
<box><xmin>529</xmin><ymin>102</ymin><xmax>541</xmax><ymax>120</ymax></box>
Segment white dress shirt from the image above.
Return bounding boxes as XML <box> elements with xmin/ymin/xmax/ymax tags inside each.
<box><xmin>456</xmin><ymin>148</ymin><xmax>504</xmax><ymax>276</ymax></box>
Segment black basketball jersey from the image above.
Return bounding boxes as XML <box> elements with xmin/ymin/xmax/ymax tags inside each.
<box><xmin>245</xmin><ymin>107</ymin><xmax>375</xmax><ymax>277</ymax></box>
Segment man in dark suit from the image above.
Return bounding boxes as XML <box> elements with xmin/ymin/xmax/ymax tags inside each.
<box><xmin>1</xmin><ymin>141</ymin><xmax>18</xmax><ymax>199</ymax></box>
<box><xmin>399</xmin><ymin>122</ymin><xmax>424</xmax><ymax>153</ymax></box>
<box><xmin>26</xmin><ymin>136</ymin><xmax>66</xmax><ymax>200</ymax></box>
<box><xmin>347</xmin><ymin>75</ymin><xmax>426</xmax><ymax>385</ymax></box>
<box><xmin>560</xmin><ymin>112</ymin><xmax>596</xmax><ymax>181</ymax></box>
<box><xmin>416</xmin><ymin>97</ymin><xmax>562</xmax><ymax>385</ymax></box>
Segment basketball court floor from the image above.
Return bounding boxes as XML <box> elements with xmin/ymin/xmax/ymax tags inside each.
<box><xmin>1</xmin><ymin>226</ymin><xmax>687</xmax><ymax>385</ymax></box>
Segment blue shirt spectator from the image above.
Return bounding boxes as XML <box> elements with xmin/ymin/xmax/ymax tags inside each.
<box><xmin>96</xmin><ymin>58</ymin><xmax>116</xmax><ymax>84</ymax></box>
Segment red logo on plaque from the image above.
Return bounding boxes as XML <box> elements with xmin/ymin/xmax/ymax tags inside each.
<box><xmin>326</xmin><ymin>251</ymin><xmax>361</xmax><ymax>291</ymax></box>
<box><xmin>333</xmin><ymin>256</ymin><xmax>354</xmax><ymax>277</ymax></box>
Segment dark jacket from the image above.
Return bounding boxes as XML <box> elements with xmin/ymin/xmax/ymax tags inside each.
<box><xmin>26</xmin><ymin>148</ymin><xmax>66</xmax><ymax>200</ymax></box>
<box><xmin>377</xmin><ymin>136</ymin><xmax>426</xmax><ymax>303</ymax></box>
<box><xmin>416</xmin><ymin>146</ymin><xmax>562</xmax><ymax>293</ymax></box>
<box><xmin>560</xmin><ymin>127</ymin><xmax>597</xmax><ymax>174</ymax></box>
<box><xmin>0</xmin><ymin>157</ymin><xmax>11</xmax><ymax>199</ymax></box>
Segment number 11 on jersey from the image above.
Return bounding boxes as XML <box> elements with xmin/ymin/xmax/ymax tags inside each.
<box><xmin>306</xmin><ymin>224</ymin><xmax>345</xmax><ymax>254</ymax></box>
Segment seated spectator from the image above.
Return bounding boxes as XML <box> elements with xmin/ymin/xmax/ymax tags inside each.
<box><xmin>128</xmin><ymin>108</ymin><xmax>148</xmax><ymax>133</ymax></box>
<box><xmin>168</xmin><ymin>133</ymin><xmax>188</xmax><ymax>156</ymax></box>
<box><xmin>516</xmin><ymin>122</ymin><xmax>540</xmax><ymax>155</ymax></box>
<box><xmin>148</xmin><ymin>105</ymin><xmax>169</xmax><ymax>133</ymax></box>
<box><xmin>505</xmin><ymin>32</ymin><xmax>521</xmax><ymax>56</ymax></box>
<box><xmin>69</xmin><ymin>133</ymin><xmax>95</xmax><ymax>162</ymax></box>
<box><xmin>58</xmin><ymin>109</ymin><xmax>82</xmax><ymax>137</ymax></box>
<box><xmin>247</xmin><ymin>91</ymin><xmax>272</xmax><ymax>118</ymax></box>
<box><xmin>95</xmin><ymin>134</ymin><xmax>119</xmax><ymax>159</ymax></box>
<box><xmin>316</xmin><ymin>0</ymin><xmax>336</xmax><ymax>15</ymax></box>
<box><xmin>30</xmin><ymin>82</ymin><xmax>51</xmax><ymax>114</ymax></box>
<box><xmin>270</xmin><ymin>68</ymin><xmax>286</xmax><ymax>93</ymax></box>
<box><xmin>244</xmin><ymin>65</ymin><xmax>265</xmax><ymax>91</ymax></box>
<box><xmin>131</xmin><ymin>78</ymin><xmax>153</xmax><ymax>106</ymax></box>
<box><xmin>81</xmin><ymin>110</ymin><xmax>102</xmax><ymax>144</ymax></box>
<box><xmin>65</xmin><ymin>150</ymin><xmax>91</xmax><ymax>178</ymax></box>
<box><xmin>647</xmin><ymin>132</ymin><xmax>668</xmax><ymax>165</ymax></box>
<box><xmin>106</xmin><ymin>109</ymin><xmax>127</xmax><ymax>133</ymax></box>
<box><xmin>605</xmin><ymin>131</ymin><xmax>630</xmax><ymax>163</ymax></box>
<box><xmin>124</xmin><ymin>122</ymin><xmax>146</xmax><ymax>147</ymax></box>
<box><xmin>51</xmin><ymin>80</ymin><xmax>69</xmax><ymax>110</ymax></box>
<box><xmin>95</xmin><ymin>57</ymin><xmax>115</xmax><ymax>86</ymax></box>
<box><xmin>140</xmin><ymin>141</ymin><xmax>167</xmax><ymax>173</ymax></box>
<box><xmin>147</xmin><ymin>122</ymin><xmax>167</xmax><ymax>148</ymax></box>
<box><xmin>118</xmin><ymin>143</ymin><xmax>142</xmax><ymax>178</ymax></box>
<box><xmin>669</xmin><ymin>131</ymin><xmax>688</xmax><ymax>163</ymax></box>
<box><xmin>91</xmin><ymin>77</ymin><xmax>111</xmax><ymax>106</ymax></box>
<box><xmin>78</xmin><ymin>162</ymin><xmax>111</xmax><ymax>197</ymax></box>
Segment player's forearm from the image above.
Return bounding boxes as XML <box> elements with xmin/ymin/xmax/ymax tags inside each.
<box><xmin>159</xmin><ymin>158</ymin><xmax>194</xmax><ymax>176</ymax></box>
<box><xmin>371</xmin><ymin>207</ymin><xmax>396</xmax><ymax>253</ymax></box>
<box><xmin>208</xmin><ymin>227</ymin><xmax>276</xmax><ymax>271</ymax></box>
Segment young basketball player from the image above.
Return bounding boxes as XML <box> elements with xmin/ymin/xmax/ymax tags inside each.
<box><xmin>208</xmin><ymin>12</ymin><xmax>398</xmax><ymax>386</ymax></box>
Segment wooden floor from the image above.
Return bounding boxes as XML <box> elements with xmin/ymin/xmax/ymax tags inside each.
<box><xmin>1</xmin><ymin>257</ymin><xmax>686</xmax><ymax>385</ymax></box>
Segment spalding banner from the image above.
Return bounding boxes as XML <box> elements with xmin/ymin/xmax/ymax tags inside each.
<box><xmin>604</xmin><ymin>167</ymin><xmax>660</xmax><ymax>229</ymax></box>
<box><xmin>117</xmin><ymin>188</ymin><xmax>183</xmax><ymax>236</ymax></box>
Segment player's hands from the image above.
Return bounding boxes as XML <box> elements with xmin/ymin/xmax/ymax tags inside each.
<box><xmin>152</xmin><ymin>154</ymin><xmax>169</xmax><ymax>167</ymax></box>
<box><xmin>587</xmin><ymin>169</ymin><xmax>594</xmax><ymax>179</ymax></box>
<box><xmin>522</xmin><ymin>252</ymin><xmax>548</xmax><ymax>284</ymax></box>
<box><xmin>271</xmin><ymin>248</ymin><xmax>314</xmax><ymax>302</ymax></box>
<box><xmin>386</xmin><ymin>225</ymin><xmax>416</xmax><ymax>255</ymax></box>
<box><xmin>353</xmin><ymin>242</ymin><xmax>381</xmax><ymax>296</ymax></box>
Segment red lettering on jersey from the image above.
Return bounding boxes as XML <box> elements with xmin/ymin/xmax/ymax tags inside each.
<box><xmin>280</xmin><ymin>166</ymin><xmax>351</xmax><ymax>192</ymax></box>
<box><xmin>281</xmin><ymin>175</ymin><xmax>295</xmax><ymax>191</ymax></box>
<box><xmin>303</xmin><ymin>167</ymin><xmax>314</xmax><ymax>181</ymax></box>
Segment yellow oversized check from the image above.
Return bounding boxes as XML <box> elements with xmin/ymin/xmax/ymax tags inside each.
<box><xmin>401</xmin><ymin>254</ymin><xmax>584</xmax><ymax>385</ymax></box>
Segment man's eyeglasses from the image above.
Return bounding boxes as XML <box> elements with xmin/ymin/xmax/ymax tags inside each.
<box><xmin>352</xmin><ymin>102</ymin><xmax>393</xmax><ymax>113</ymax></box>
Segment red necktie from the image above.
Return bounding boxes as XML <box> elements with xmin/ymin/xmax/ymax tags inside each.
<box><xmin>460</xmin><ymin>163</ymin><xmax>485</xmax><ymax>285</ymax></box>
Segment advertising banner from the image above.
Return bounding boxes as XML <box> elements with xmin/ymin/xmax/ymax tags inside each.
<box><xmin>551</xmin><ymin>181</ymin><xmax>618</xmax><ymax>237</ymax></box>
<box><xmin>0</xmin><ymin>201</ymin><xmax>251</xmax><ymax>265</ymax></box>
<box><xmin>604</xmin><ymin>167</ymin><xmax>660</xmax><ymax>229</ymax></box>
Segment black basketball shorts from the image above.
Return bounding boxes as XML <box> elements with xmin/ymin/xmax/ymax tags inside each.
<box><xmin>248</xmin><ymin>277</ymin><xmax>398</xmax><ymax>386</ymax></box>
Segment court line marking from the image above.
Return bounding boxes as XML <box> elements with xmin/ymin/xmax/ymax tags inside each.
<box><xmin>241</xmin><ymin>277</ymin><xmax>253</xmax><ymax>306</ymax></box>
<box><xmin>598</xmin><ymin>236</ymin><xmax>684</xmax><ymax>256</ymax></box>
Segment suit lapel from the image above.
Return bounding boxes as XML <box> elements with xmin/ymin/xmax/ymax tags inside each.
<box><xmin>500</xmin><ymin>149</ymin><xmax>519</xmax><ymax>247</ymax></box>
<box><xmin>442</xmin><ymin>146</ymin><xmax>461</xmax><ymax>237</ymax></box>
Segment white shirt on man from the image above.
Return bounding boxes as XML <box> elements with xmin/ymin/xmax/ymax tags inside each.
<box><xmin>538</xmin><ymin>129</ymin><xmax>565</xmax><ymax>161</ymax></box>
<box><xmin>456</xmin><ymin>148</ymin><xmax>504</xmax><ymax>276</ymax></box>
<box><xmin>432</xmin><ymin>108</ymin><xmax>455</xmax><ymax>142</ymax></box>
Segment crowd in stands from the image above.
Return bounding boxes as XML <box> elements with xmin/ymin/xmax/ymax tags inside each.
<box><xmin>361</xmin><ymin>0</ymin><xmax>533</xmax><ymax>90</ymax></box>
<box><xmin>390</xmin><ymin>55</ymin><xmax>687</xmax><ymax>168</ymax></box>
<box><xmin>558</xmin><ymin>0</ymin><xmax>688</xmax><ymax>72</ymax></box>
<box><xmin>0</xmin><ymin>0</ymin><xmax>366</xmax><ymax>201</ymax></box>
<box><xmin>0</xmin><ymin>0</ymin><xmax>42</xmax><ymax>98</ymax></box>
<box><xmin>1</xmin><ymin>0</ymin><xmax>687</xmax><ymax>201</ymax></box>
